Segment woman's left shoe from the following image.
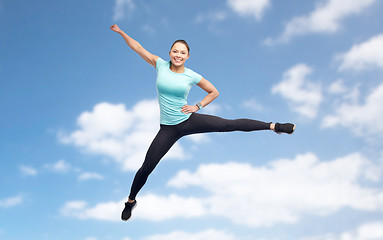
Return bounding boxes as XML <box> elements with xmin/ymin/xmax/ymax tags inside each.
<box><xmin>274</xmin><ymin>123</ymin><xmax>295</xmax><ymax>134</ymax></box>
<box><xmin>121</xmin><ymin>200</ymin><xmax>137</xmax><ymax>221</ymax></box>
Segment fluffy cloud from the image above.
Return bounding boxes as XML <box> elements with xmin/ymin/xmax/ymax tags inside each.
<box><xmin>142</xmin><ymin>229</ymin><xmax>236</xmax><ymax>240</ymax></box>
<box><xmin>200</xmin><ymin>103</ymin><xmax>222</xmax><ymax>115</ymax></box>
<box><xmin>328</xmin><ymin>79</ymin><xmax>360</xmax><ymax>104</ymax></box>
<box><xmin>113</xmin><ymin>0</ymin><xmax>135</xmax><ymax>21</ymax></box>
<box><xmin>264</xmin><ymin>0</ymin><xmax>377</xmax><ymax>44</ymax></box>
<box><xmin>78</xmin><ymin>172</ymin><xmax>104</xmax><ymax>181</ymax></box>
<box><xmin>167</xmin><ymin>152</ymin><xmax>383</xmax><ymax>227</ymax></box>
<box><xmin>61</xmin><ymin>152</ymin><xmax>383</xmax><ymax>228</ymax></box>
<box><xmin>60</xmin><ymin>194</ymin><xmax>206</xmax><ymax>222</ymax></box>
<box><xmin>322</xmin><ymin>82</ymin><xmax>383</xmax><ymax>138</ymax></box>
<box><xmin>227</xmin><ymin>0</ymin><xmax>270</xmax><ymax>21</ymax></box>
<box><xmin>141</xmin><ymin>24</ymin><xmax>155</xmax><ymax>35</ymax></box>
<box><xmin>0</xmin><ymin>195</ymin><xmax>23</xmax><ymax>208</ymax></box>
<box><xmin>19</xmin><ymin>165</ymin><xmax>38</xmax><ymax>177</ymax></box>
<box><xmin>59</xmin><ymin>100</ymin><xmax>188</xmax><ymax>171</ymax></box>
<box><xmin>241</xmin><ymin>98</ymin><xmax>264</xmax><ymax>112</ymax></box>
<box><xmin>43</xmin><ymin>159</ymin><xmax>71</xmax><ymax>173</ymax></box>
<box><xmin>301</xmin><ymin>221</ymin><xmax>383</xmax><ymax>240</ymax></box>
<box><xmin>272</xmin><ymin>64</ymin><xmax>322</xmax><ymax>119</ymax></box>
<box><xmin>337</xmin><ymin>33</ymin><xmax>383</xmax><ymax>71</ymax></box>
<box><xmin>195</xmin><ymin>11</ymin><xmax>228</xmax><ymax>24</ymax></box>
<box><xmin>60</xmin><ymin>200</ymin><xmax>122</xmax><ymax>221</ymax></box>
<box><xmin>328</xmin><ymin>79</ymin><xmax>347</xmax><ymax>94</ymax></box>
<box><xmin>20</xmin><ymin>159</ymin><xmax>103</xmax><ymax>181</ymax></box>
<box><xmin>136</xmin><ymin>194</ymin><xmax>207</xmax><ymax>221</ymax></box>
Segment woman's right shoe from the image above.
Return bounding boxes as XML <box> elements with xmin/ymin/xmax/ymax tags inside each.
<box><xmin>121</xmin><ymin>200</ymin><xmax>137</xmax><ymax>221</ymax></box>
<box><xmin>274</xmin><ymin>122</ymin><xmax>295</xmax><ymax>134</ymax></box>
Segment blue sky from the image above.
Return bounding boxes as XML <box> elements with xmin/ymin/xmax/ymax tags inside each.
<box><xmin>1</xmin><ymin>0</ymin><xmax>383</xmax><ymax>239</ymax></box>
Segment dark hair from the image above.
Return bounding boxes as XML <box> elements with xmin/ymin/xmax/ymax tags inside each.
<box><xmin>170</xmin><ymin>39</ymin><xmax>190</xmax><ymax>54</ymax></box>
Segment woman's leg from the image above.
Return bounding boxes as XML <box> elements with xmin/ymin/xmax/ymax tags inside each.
<box><xmin>128</xmin><ymin>125</ymin><xmax>181</xmax><ymax>201</ymax></box>
<box><xmin>179</xmin><ymin>112</ymin><xmax>272</xmax><ymax>135</ymax></box>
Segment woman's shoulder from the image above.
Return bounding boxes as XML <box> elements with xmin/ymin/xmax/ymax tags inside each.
<box><xmin>185</xmin><ymin>66</ymin><xmax>202</xmax><ymax>76</ymax></box>
<box><xmin>156</xmin><ymin>57</ymin><xmax>169</xmax><ymax>70</ymax></box>
<box><xmin>185</xmin><ymin>67</ymin><xmax>203</xmax><ymax>83</ymax></box>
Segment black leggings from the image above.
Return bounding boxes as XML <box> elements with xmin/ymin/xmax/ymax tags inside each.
<box><xmin>129</xmin><ymin>112</ymin><xmax>271</xmax><ymax>200</ymax></box>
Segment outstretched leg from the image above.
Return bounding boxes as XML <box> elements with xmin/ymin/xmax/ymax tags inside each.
<box><xmin>178</xmin><ymin>112</ymin><xmax>272</xmax><ymax>135</ymax></box>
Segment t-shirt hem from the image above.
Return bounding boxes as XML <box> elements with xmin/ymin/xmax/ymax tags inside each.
<box><xmin>160</xmin><ymin>115</ymin><xmax>191</xmax><ymax>125</ymax></box>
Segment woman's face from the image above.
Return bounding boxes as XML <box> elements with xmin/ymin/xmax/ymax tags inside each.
<box><xmin>169</xmin><ymin>42</ymin><xmax>189</xmax><ymax>67</ymax></box>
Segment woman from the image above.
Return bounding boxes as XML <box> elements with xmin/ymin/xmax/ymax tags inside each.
<box><xmin>110</xmin><ymin>24</ymin><xmax>295</xmax><ymax>221</ymax></box>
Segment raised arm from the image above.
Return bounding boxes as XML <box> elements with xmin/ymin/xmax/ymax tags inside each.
<box><xmin>110</xmin><ymin>24</ymin><xmax>159</xmax><ymax>67</ymax></box>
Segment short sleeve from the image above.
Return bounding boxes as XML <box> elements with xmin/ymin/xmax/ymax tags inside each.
<box><xmin>189</xmin><ymin>70</ymin><xmax>203</xmax><ymax>84</ymax></box>
<box><xmin>156</xmin><ymin>57</ymin><xmax>168</xmax><ymax>71</ymax></box>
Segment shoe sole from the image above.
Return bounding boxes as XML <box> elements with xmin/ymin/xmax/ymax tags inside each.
<box><xmin>122</xmin><ymin>202</ymin><xmax>137</xmax><ymax>221</ymax></box>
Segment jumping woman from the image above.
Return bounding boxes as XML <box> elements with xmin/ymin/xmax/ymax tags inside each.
<box><xmin>110</xmin><ymin>24</ymin><xmax>296</xmax><ymax>221</ymax></box>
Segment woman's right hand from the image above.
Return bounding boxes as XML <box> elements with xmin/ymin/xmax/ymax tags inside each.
<box><xmin>110</xmin><ymin>24</ymin><xmax>122</xmax><ymax>33</ymax></box>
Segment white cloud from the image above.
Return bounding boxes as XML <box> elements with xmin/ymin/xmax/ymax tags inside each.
<box><xmin>337</xmin><ymin>33</ymin><xmax>383</xmax><ymax>71</ymax></box>
<box><xmin>136</xmin><ymin>194</ymin><xmax>207</xmax><ymax>221</ymax></box>
<box><xmin>61</xmin><ymin>201</ymin><xmax>88</xmax><ymax>213</ymax></box>
<box><xmin>62</xmin><ymin>152</ymin><xmax>383</xmax><ymax>228</ymax></box>
<box><xmin>195</xmin><ymin>10</ymin><xmax>228</xmax><ymax>24</ymax></box>
<box><xmin>241</xmin><ymin>98</ymin><xmax>264</xmax><ymax>111</ymax></box>
<box><xmin>141</xmin><ymin>24</ymin><xmax>155</xmax><ymax>35</ymax></box>
<box><xmin>60</xmin><ymin>200</ymin><xmax>122</xmax><ymax>221</ymax></box>
<box><xmin>60</xmin><ymin>194</ymin><xmax>206</xmax><ymax>222</ymax></box>
<box><xmin>78</xmin><ymin>172</ymin><xmax>104</xmax><ymax>181</ymax></box>
<box><xmin>184</xmin><ymin>132</ymin><xmax>210</xmax><ymax>145</ymax></box>
<box><xmin>200</xmin><ymin>103</ymin><xmax>222</xmax><ymax>115</ymax></box>
<box><xmin>59</xmin><ymin>100</ymin><xmax>188</xmax><ymax>171</ymax></box>
<box><xmin>19</xmin><ymin>165</ymin><xmax>38</xmax><ymax>177</ymax></box>
<box><xmin>113</xmin><ymin>0</ymin><xmax>135</xmax><ymax>21</ymax></box>
<box><xmin>322</xmin><ymin>82</ymin><xmax>383</xmax><ymax>138</ymax></box>
<box><xmin>194</xmin><ymin>10</ymin><xmax>228</xmax><ymax>34</ymax></box>
<box><xmin>85</xmin><ymin>238</ymin><xmax>98</xmax><ymax>240</ymax></box>
<box><xmin>301</xmin><ymin>233</ymin><xmax>338</xmax><ymax>240</ymax></box>
<box><xmin>357</xmin><ymin>222</ymin><xmax>383</xmax><ymax>240</ymax></box>
<box><xmin>328</xmin><ymin>79</ymin><xmax>360</xmax><ymax>103</ymax></box>
<box><xmin>264</xmin><ymin>0</ymin><xmax>377</xmax><ymax>45</ymax></box>
<box><xmin>20</xmin><ymin>160</ymin><xmax>103</xmax><ymax>181</ymax></box>
<box><xmin>0</xmin><ymin>195</ymin><xmax>23</xmax><ymax>208</ymax></box>
<box><xmin>44</xmin><ymin>159</ymin><xmax>71</xmax><ymax>173</ymax></box>
<box><xmin>227</xmin><ymin>0</ymin><xmax>271</xmax><ymax>21</ymax></box>
<box><xmin>272</xmin><ymin>64</ymin><xmax>322</xmax><ymax>119</ymax></box>
<box><xmin>143</xmin><ymin>229</ymin><xmax>236</xmax><ymax>240</ymax></box>
<box><xmin>167</xmin><ymin>152</ymin><xmax>383</xmax><ymax>227</ymax></box>
<box><xmin>301</xmin><ymin>221</ymin><xmax>383</xmax><ymax>240</ymax></box>
<box><xmin>328</xmin><ymin>79</ymin><xmax>347</xmax><ymax>94</ymax></box>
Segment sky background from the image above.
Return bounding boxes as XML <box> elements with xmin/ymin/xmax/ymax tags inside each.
<box><xmin>1</xmin><ymin>0</ymin><xmax>383</xmax><ymax>239</ymax></box>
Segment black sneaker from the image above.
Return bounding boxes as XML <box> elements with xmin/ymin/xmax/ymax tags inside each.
<box><xmin>274</xmin><ymin>122</ymin><xmax>295</xmax><ymax>134</ymax></box>
<box><xmin>121</xmin><ymin>200</ymin><xmax>137</xmax><ymax>221</ymax></box>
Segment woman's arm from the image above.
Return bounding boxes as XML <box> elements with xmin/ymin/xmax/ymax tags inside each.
<box><xmin>110</xmin><ymin>24</ymin><xmax>159</xmax><ymax>67</ymax></box>
<box><xmin>181</xmin><ymin>78</ymin><xmax>219</xmax><ymax>114</ymax></box>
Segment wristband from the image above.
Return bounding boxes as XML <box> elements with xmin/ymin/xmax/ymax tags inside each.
<box><xmin>196</xmin><ymin>102</ymin><xmax>203</xmax><ymax>110</ymax></box>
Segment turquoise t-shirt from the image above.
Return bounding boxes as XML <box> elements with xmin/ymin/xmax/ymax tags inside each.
<box><xmin>156</xmin><ymin>57</ymin><xmax>203</xmax><ymax>125</ymax></box>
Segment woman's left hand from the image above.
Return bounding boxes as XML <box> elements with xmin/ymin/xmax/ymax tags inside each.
<box><xmin>181</xmin><ymin>105</ymin><xmax>199</xmax><ymax>114</ymax></box>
